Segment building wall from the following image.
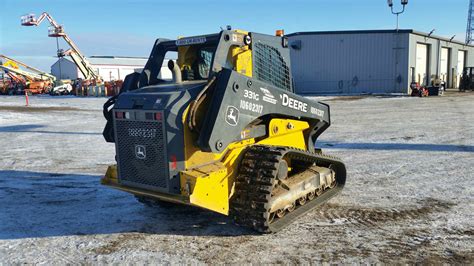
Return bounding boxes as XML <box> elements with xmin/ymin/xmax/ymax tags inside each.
<box><xmin>289</xmin><ymin>32</ymin><xmax>410</xmax><ymax>95</ymax></box>
<box><xmin>51</xmin><ymin>58</ymin><xmax>79</xmax><ymax>80</ymax></box>
<box><xmin>408</xmin><ymin>33</ymin><xmax>474</xmax><ymax>88</ymax></box>
<box><xmin>92</xmin><ymin>65</ymin><xmax>143</xmax><ymax>82</ymax></box>
<box><xmin>75</xmin><ymin>65</ymin><xmax>144</xmax><ymax>81</ymax></box>
<box><xmin>51</xmin><ymin>58</ymin><xmax>172</xmax><ymax>82</ymax></box>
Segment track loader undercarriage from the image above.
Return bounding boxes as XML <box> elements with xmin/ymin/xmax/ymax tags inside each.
<box><xmin>232</xmin><ymin>145</ymin><xmax>345</xmax><ymax>232</ymax></box>
<box><xmin>102</xmin><ymin>29</ymin><xmax>346</xmax><ymax>232</ymax></box>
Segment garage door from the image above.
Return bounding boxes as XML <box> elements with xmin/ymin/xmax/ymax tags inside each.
<box><xmin>440</xmin><ymin>48</ymin><xmax>449</xmax><ymax>85</ymax></box>
<box><xmin>457</xmin><ymin>50</ymin><xmax>466</xmax><ymax>88</ymax></box>
<box><xmin>415</xmin><ymin>44</ymin><xmax>429</xmax><ymax>86</ymax></box>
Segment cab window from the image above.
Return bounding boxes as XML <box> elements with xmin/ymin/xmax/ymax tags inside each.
<box><xmin>178</xmin><ymin>45</ymin><xmax>215</xmax><ymax>81</ymax></box>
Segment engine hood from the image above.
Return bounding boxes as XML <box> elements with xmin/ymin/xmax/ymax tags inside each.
<box><xmin>114</xmin><ymin>80</ymin><xmax>207</xmax><ymax>110</ymax></box>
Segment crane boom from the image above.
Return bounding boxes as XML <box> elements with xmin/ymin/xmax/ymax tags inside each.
<box><xmin>0</xmin><ymin>64</ymin><xmax>47</xmax><ymax>82</ymax></box>
<box><xmin>5</xmin><ymin>72</ymin><xmax>25</xmax><ymax>85</ymax></box>
<box><xmin>21</xmin><ymin>12</ymin><xmax>101</xmax><ymax>81</ymax></box>
<box><xmin>60</xmin><ymin>49</ymin><xmax>95</xmax><ymax>83</ymax></box>
<box><xmin>0</xmin><ymin>54</ymin><xmax>56</xmax><ymax>82</ymax></box>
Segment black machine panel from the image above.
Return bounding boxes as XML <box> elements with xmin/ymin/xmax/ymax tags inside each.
<box><xmin>114</xmin><ymin>110</ymin><xmax>169</xmax><ymax>191</ymax></box>
<box><xmin>198</xmin><ymin>69</ymin><xmax>331</xmax><ymax>153</ymax></box>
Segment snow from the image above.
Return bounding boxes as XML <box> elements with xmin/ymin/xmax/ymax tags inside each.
<box><xmin>0</xmin><ymin>93</ymin><xmax>473</xmax><ymax>264</ymax></box>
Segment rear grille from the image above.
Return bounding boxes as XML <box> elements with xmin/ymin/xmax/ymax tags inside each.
<box><xmin>115</xmin><ymin>114</ymin><xmax>168</xmax><ymax>190</ymax></box>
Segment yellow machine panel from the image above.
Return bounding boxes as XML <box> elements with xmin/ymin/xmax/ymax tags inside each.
<box><xmin>180</xmin><ymin>162</ymin><xmax>228</xmax><ymax>214</ymax></box>
<box><xmin>231</xmin><ymin>46</ymin><xmax>252</xmax><ymax>77</ymax></box>
<box><xmin>258</xmin><ymin>119</ymin><xmax>309</xmax><ymax>150</ymax></box>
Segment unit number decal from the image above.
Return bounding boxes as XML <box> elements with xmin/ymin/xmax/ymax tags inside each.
<box><xmin>128</xmin><ymin>128</ymin><xmax>157</xmax><ymax>138</ymax></box>
<box><xmin>310</xmin><ymin>106</ymin><xmax>325</xmax><ymax>117</ymax></box>
<box><xmin>240</xmin><ymin>100</ymin><xmax>263</xmax><ymax>114</ymax></box>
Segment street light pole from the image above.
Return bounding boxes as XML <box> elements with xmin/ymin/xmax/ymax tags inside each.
<box><xmin>387</xmin><ymin>0</ymin><xmax>408</xmax><ymax>31</ymax></box>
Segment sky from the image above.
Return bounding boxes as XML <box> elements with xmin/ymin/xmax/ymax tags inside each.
<box><xmin>0</xmin><ymin>0</ymin><xmax>470</xmax><ymax>72</ymax></box>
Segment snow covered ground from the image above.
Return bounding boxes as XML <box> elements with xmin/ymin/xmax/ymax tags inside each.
<box><xmin>0</xmin><ymin>93</ymin><xmax>473</xmax><ymax>264</ymax></box>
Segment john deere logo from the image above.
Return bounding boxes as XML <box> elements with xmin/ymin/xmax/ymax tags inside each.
<box><xmin>135</xmin><ymin>145</ymin><xmax>146</xmax><ymax>160</ymax></box>
<box><xmin>225</xmin><ymin>106</ymin><xmax>239</xmax><ymax>126</ymax></box>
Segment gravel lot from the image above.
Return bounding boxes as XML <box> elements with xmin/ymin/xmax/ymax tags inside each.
<box><xmin>0</xmin><ymin>92</ymin><xmax>473</xmax><ymax>264</ymax></box>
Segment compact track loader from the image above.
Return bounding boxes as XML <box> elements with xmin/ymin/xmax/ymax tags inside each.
<box><xmin>102</xmin><ymin>29</ymin><xmax>346</xmax><ymax>233</ymax></box>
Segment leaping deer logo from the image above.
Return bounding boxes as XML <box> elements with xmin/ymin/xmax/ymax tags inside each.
<box><xmin>225</xmin><ymin>106</ymin><xmax>239</xmax><ymax>126</ymax></box>
<box><xmin>135</xmin><ymin>145</ymin><xmax>146</xmax><ymax>160</ymax></box>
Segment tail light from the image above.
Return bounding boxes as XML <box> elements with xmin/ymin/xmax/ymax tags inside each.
<box><xmin>115</xmin><ymin>111</ymin><xmax>130</xmax><ymax>119</ymax></box>
<box><xmin>155</xmin><ymin>112</ymin><xmax>162</xmax><ymax>121</ymax></box>
<box><xmin>170</xmin><ymin>155</ymin><xmax>177</xmax><ymax>170</ymax></box>
<box><xmin>144</xmin><ymin>112</ymin><xmax>163</xmax><ymax>121</ymax></box>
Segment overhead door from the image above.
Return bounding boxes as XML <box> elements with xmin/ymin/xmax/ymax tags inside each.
<box><xmin>415</xmin><ymin>44</ymin><xmax>429</xmax><ymax>86</ymax></box>
<box><xmin>440</xmin><ymin>48</ymin><xmax>449</xmax><ymax>85</ymax></box>
<box><xmin>457</xmin><ymin>50</ymin><xmax>466</xmax><ymax>88</ymax></box>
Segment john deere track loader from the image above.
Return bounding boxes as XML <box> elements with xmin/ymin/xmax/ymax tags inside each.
<box><xmin>102</xmin><ymin>29</ymin><xmax>346</xmax><ymax>233</ymax></box>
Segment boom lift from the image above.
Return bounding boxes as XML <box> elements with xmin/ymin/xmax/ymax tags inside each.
<box><xmin>101</xmin><ymin>29</ymin><xmax>346</xmax><ymax>232</ymax></box>
<box><xmin>6</xmin><ymin>73</ymin><xmax>25</xmax><ymax>86</ymax></box>
<box><xmin>21</xmin><ymin>13</ymin><xmax>102</xmax><ymax>83</ymax></box>
<box><xmin>0</xmin><ymin>55</ymin><xmax>55</xmax><ymax>94</ymax></box>
<box><xmin>0</xmin><ymin>72</ymin><xmax>25</xmax><ymax>95</ymax></box>
<box><xmin>0</xmin><ymin>54</ymin><xmax>56</xmax><ymax>82</ymax></box>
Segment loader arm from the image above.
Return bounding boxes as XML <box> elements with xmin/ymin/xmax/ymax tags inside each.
<box><xmin>196</xmin><ymin>68</ymin><xmax>330</xmax><ymax>153</ymax></box>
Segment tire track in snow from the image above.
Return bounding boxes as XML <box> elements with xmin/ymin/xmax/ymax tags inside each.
<box><xmin>312</xmin><ymin>198</ymin><xmax>454</xmax><ymax>227</ymax></box>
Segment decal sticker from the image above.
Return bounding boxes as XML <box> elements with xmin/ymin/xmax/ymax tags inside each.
<box><xmin>243</xmin><ymin>89</ymin><xmax>259</xmax><ymax>101</ymax></box>
<box><xmin>240</xmin><ymin>129</ymin><xmax>250</xmax><ymax>139</ymax></box>
<box><xmin>175</xmin><ymin>36</ymin><xmax>206</xmax><ymax>46</ymax></box>
<box><xmin>260</xmin><ymin>87</ymin><xmax>277</xmax><ymax>104</ymax></box>
<box><xmin>135</xmin><ymin>145</ymin><xmax>147</xmax><ymax>160</ymax></box>
<box><xmin>128</xmin><ymin>128</ymin><xmax>157</xmax><ymax>138</ymax></box>
<box><xmin>225</xmin><ymin>106</ymin><xmax>240</xmax><ymax>126</ymax></box>
<box><xmin>280</xmin><ymin>93</ymin><xmax>308</xmax><ymax>112</ymax></box>
<box><xmin>240</xmin><ymin>100</ymin><xmax>263</xmax><ymax>114</ymax></box>
<box><xmin>231</xmin><ymin>34</ymin><xmax>244</xmax><ymax>43</ymax></box>
<box><xmin>310</xmin><ymin>106</ymin><xmax>325</xmax><ymax>117</ymax></box>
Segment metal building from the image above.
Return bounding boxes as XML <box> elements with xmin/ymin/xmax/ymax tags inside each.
<box><xmin>287</xmin><ymin>29</ymin><xmax>474</xmax><ymax>95</ymax></box>
<box><xmin>51</xmin><ymin>56</ymin><xmax>149</xmax><ymax>81</ymax></box>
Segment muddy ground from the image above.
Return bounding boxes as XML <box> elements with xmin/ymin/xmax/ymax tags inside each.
<box><xmin>0</xmin><ymin>93</ymin><xmax>472</xmax><ymax>264</ymax></box>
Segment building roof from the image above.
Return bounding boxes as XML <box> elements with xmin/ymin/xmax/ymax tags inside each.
<box><xmin>87</xmin><ymin>56</ymin><xmax>148</xmax><ymax>66</ymax></box>
<box><xmin>287</xmin><ymin>29</ymin><xmax>412</xmax><ymax>36</ymax></box>
<box><xmin>53</xmin><ymin>56</ymin><xmax>148</xmax><ymax>67</ymax></box>
<box><xmin>287</xmin><ymin>29</ymin><xmax>473</xmax><ymax>48</ymax></box>
<box><xmin>52</xmin><ymin>56</ymin><xmax>176</xmax><ymax>69</ymax></box>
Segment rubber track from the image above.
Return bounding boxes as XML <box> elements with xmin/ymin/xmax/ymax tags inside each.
<box><xmin>230</xmin><ymin>145</ymin><xmax>347</xmax><ymax>233</ymax></box>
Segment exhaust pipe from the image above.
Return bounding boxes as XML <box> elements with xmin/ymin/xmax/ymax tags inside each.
<box><xmin>167</xmin><ymin>60</ymin><xmax>182</xmax><ymax>83</ymax></box>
